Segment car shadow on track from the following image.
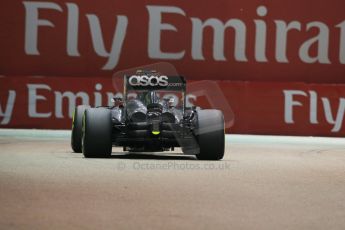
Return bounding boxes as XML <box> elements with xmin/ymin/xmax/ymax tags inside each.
<box><xmin>109</xmin><ymin>152</ymin><xmax>197</xmax><ymax>160</ymax></box>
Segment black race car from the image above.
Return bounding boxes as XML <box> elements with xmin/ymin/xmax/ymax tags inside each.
<box><xmin>71</xmin><ymin>71</ymin><xmax>225</xmax><ymax>160</ymax></box>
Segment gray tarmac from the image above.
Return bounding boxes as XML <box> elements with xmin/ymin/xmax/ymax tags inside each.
<box><xmin>0</xmin><ymin>129</ymin><xmax>344</xmax><ymax>230</ymax></box>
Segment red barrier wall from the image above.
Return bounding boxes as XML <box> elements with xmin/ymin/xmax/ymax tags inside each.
<box><xmin>1</xmin><ymin>1</ymin><xmax>345</xmax><ymax>136</ymax></box>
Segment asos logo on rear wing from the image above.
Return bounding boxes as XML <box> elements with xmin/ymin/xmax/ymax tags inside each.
<box><xmin>128</xmin><ymin>75</ymin><xmax>168</xmax><ymax>87</ymax></box>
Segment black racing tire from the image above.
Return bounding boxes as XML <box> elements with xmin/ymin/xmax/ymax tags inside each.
<box><xmin>71</xmin><ymin>105</ymin><xmax>90</xmax><ymax>153</ymax></box>
<box><xmin>195</xmin><ymin>109</ymin><xmax>225</xmax><ymax>160</ymax></box>
<box><xmin>82</xmin><ymin>108</ymin><xmax>112</xmax><ymax>158</ymax></box>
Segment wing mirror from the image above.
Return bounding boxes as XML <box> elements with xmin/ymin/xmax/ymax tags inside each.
<box><xmin>163</xmin><ymin>97</ymin><xmax>175</xmax><ymax>108</ymax></box>
<box><xmin>111</xmin><ymin>96</ymin><xmax>123</xmax><ymax>107</ymax></box>
<box><xmin>168</xmin><ymin>97</ymin><xmax>175</xmax><ymax>108</ymax></box>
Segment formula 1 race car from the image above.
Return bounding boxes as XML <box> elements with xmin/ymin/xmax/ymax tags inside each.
<box><xmin>71</xmin><ymin>70</ymin><xmax>225</xmax><ymax>160</ymax></box>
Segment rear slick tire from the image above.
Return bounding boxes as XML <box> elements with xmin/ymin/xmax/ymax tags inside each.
<box><xmin>82</xmin><ymin>108</ymin><xmax>112</xmax><ymax>158</ymax></box>
<box><xmin>195</xmin><ymin>109</ymin><xmax>225</xmax><ymax>160</ymax></box>
<box><xmin>71</xmin><ymin>105</ymin><xmax>90</xmax><ymax>153</ymax></box>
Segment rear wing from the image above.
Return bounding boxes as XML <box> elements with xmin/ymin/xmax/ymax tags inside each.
<box><xmin>124</xmin><ymin>75</ymin><xmax>186</xmax><ymax>92</ymax></box>
<box><xmin>123</xmin><ymin>75</ymin><xmax>187</xmax><ymax>115</ymax></box>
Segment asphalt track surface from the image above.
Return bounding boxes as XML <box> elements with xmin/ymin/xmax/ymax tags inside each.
<box><xmin>0</xmin><ymin>129</ymin><xmax>344</xmax><ymax>230</ymax></box>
